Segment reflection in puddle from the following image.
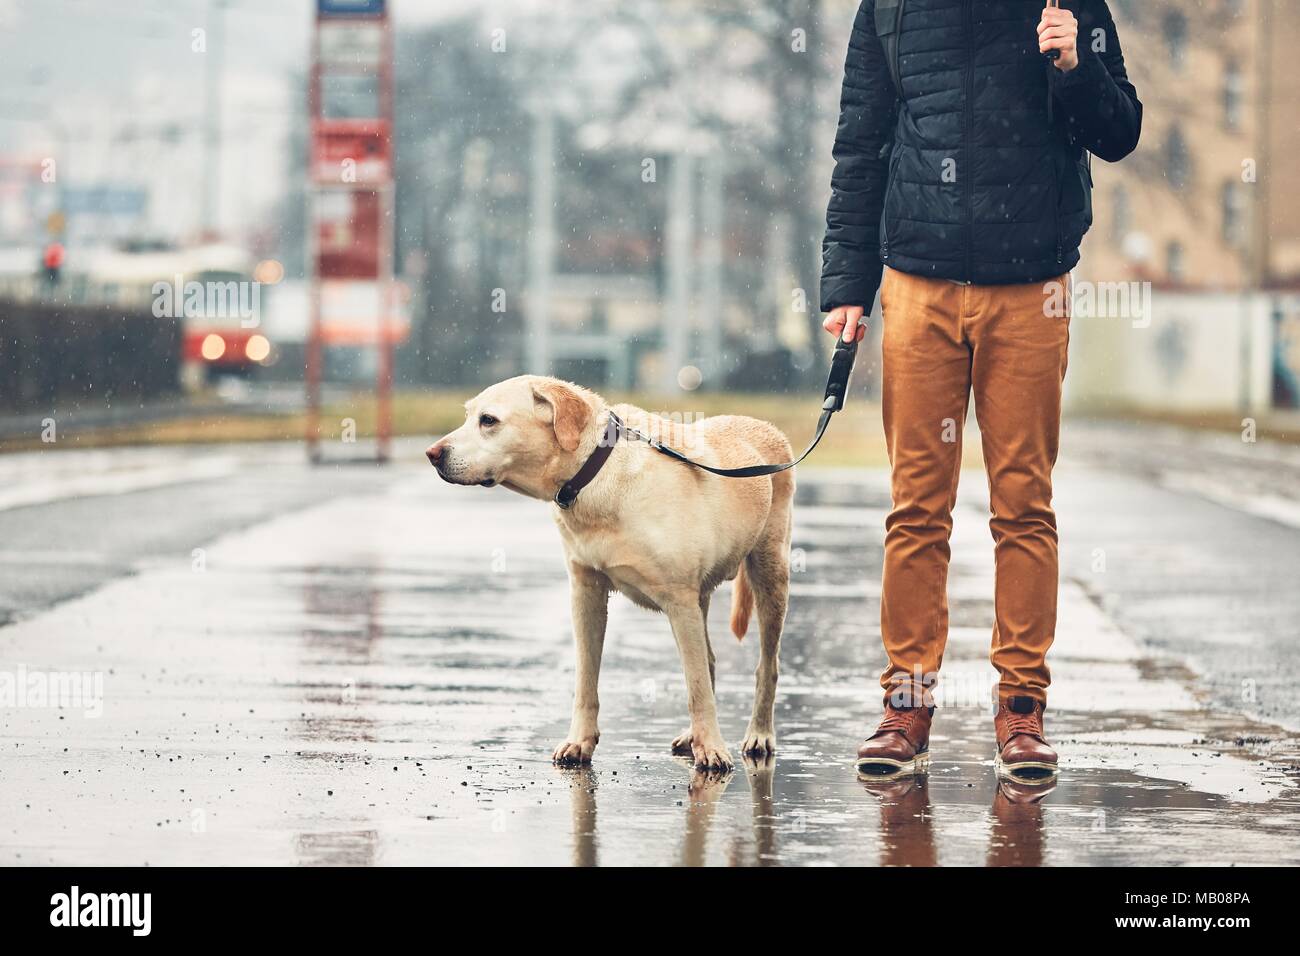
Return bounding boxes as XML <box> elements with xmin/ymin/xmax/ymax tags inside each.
<box><xmin>988</xmin><ymin>779</ymin><xmax>1054</xmax><ymax>867</ymax></box>
<box><xmin>300</xmin><ymin>564</ymin><xmax>385</xmax><ymax>663</ymax></box>
<box><xmin>737</xmin><ymin>755</ymin><xmax>778</xmax><ymax>867</ymax></box>
<box><xmin>297</xmin><ymin>716</ymin><xmax>377</xmax><ymax>744</ymax></box>
<box><xmin>295</xmin><ymin>567</ymin><xmax>383</xmax><ymax>749</ymax></box>
<box><xmin>564</xmin><ymin>768</ymin><xmax>599</xmax><ymax>868</ymax></box>
<box><xmin>679</xmin><ymin>766</ymin><xmax>733</xmax><ymax>867</ymax></box>
<box><xmin>560</xmin><ymin>757</ymin><xmax>1053</xmax><ymax>867</ymax></box>
<box><xmin>295</xmin><ymin>828</ymin><xmax>379</xmax><ymax>866</ymax></box>
<box><xmin>859</xmin><ymin>773</ymin><xmax>938</xmax><ymax>867</ymax></box>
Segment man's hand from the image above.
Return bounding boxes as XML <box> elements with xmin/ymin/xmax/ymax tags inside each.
<box><xmin>823</xmin><ymin>305</ymin><xmax>867</xmax><ymax>343</ymax></box>
<box><xmin>1038</xmin><ymin>2</ymin><xmax>1080</xmax><ymax>72</ymax></box>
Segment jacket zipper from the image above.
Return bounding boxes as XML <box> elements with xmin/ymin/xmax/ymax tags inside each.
<box><xmin>1054</xmin><ymin>152</ymin><xmax>1065</xmax><ymax>265</ymax></box>
<box><xmin>963</xmin><ymin>0</ymin><xmax>975</xmax><ymax>281</ymax></box>
<box><xmin>880</xmin><ymin>143</ymin><xmax>901</xmax><ymax>259</ymax></box>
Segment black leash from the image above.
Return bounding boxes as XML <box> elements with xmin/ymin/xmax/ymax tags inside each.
<box><xmin>555</xmin><ymin>338</ymin><xmax>859</xmax><ymax>508</ymax></box>
<box><xmin>627</xmin><ymin>337</ymin><xmax>859</xmax><ymax>477</ymax></box>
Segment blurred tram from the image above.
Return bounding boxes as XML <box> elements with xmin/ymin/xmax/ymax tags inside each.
<box><xmin>0</xmin><ymin>242</ymin><xmax>274</xmax><ymax>386</ymax></box>
<box><xmin>84</xmin><ymin>243</ymin><xmax>273</xmax><ymax>384</ymax></box>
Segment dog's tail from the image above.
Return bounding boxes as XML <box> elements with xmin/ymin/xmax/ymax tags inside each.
<box><xmin>730</xmin><ymin>563</ymin><xmax>754</xmax><ymax>641</ymax></box>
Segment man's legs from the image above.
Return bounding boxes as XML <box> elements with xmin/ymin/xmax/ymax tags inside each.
<box><xmin>878</xmin><ymin>268</ymin><xmax>972</xmax><ymax>707</ymax></box>
<box><xmin>966</xmin><ymin>277</ymin><xmax>1070</xmax><ymax>705</ymax></box>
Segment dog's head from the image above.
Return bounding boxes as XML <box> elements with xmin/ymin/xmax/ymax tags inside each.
<box><xmin>426</xmin><ymin>376</ymin><xmax>597</xmax><ymax>499</ymax></box>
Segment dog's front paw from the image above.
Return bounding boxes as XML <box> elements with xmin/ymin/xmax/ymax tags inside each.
<box><xmin>670</xmin><ymin>729</ymin><xmax>695</xmax><ymax>755</ymax></box>
<box><xmin>691</xmin><ymin>735</ymin><xmax>734</xmax><ymax>772</ymax></box>
<box><xmin>552</xmin><ymin>736</ymin><xmax>598</xmax><ymax>765</ymax></box>
<box><xmin>740</xmin><ymin>724</ymin><xmax>776</xmax><ymax>756</ymax></box>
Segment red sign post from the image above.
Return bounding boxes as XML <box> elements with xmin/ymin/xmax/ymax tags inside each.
<box><xmin>306</xmin><ymin>0</ymin><xmax>395</xmax><ymax>463</ymax></box>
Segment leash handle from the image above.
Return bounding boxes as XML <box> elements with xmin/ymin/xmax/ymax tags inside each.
<box><xmin>823</xmin><ymin>336</ymin><xmax>859</xmax><ymax>412</ymax></box>
<box><xmin>1043</xmin><ymin>0</ymin><xmax>1061</xmax><ymax>62</ymax></box>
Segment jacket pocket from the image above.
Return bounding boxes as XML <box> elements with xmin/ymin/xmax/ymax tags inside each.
<box><xmin>1054</xmin><ymin>152</ymin><xmax>1093</xmax><ymax>261</ymax></box>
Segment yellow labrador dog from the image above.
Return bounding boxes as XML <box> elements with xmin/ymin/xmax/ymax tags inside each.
<box><xmin>426</xmin><ymin>375</ymin><xmax>794</xmax><ymax>771</ymax></box>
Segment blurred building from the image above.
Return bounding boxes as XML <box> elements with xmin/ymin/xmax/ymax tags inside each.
<box><xmin>1069</xmin><ymin>0</ymin><xmax>1300</xmax><ymax>417</ymax></box>
<box><xmin>1081</xmin><ymin>0</ymin><xmax>1300</xmax><ymax>291</ymax></box>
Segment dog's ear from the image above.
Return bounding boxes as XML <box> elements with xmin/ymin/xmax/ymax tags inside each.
<box><xmin>531</xmin><ymin>380</ymin><xmax>591</xmax><ymax>452</ymax></box>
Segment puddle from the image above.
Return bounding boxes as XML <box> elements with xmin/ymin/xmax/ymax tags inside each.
<box><xmin>0</xmin><ymin>470</ymin><xmax>1296</xmax><ymax>865</ymax></box>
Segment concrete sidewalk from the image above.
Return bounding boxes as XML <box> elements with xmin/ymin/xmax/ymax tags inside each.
<box><xmin>1</xmin><ymin>448</ymin><xmax>1296</xmax><ymax>865</ymax></box>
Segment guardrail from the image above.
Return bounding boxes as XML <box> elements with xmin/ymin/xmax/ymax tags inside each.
<box><xmin>0</xmin><ymin>299</ymin><xmax>181</xmax><ymax>412</ymax></box>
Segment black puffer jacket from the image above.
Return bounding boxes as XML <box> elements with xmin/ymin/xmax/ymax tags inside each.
<box><xmin>820</xmin><ymin>0</ymin><xmax>1142</xmax><ymax>311</ymax></box>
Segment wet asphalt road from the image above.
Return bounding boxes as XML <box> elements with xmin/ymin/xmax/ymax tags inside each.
<box><xmin>0</xmin><ymin>426</ymin><xmax>1298</xmax><ymax>866</ymax></box>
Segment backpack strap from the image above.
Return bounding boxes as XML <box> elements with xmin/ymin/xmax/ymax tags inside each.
<box><xmin>874</xmin><ymin>0</ymin><xmax>905</xmax><ymax>99</ymax></box>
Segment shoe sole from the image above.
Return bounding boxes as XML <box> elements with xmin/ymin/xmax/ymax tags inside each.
<box><xmin>995</xmin><ymin>753</ymin><xmax>1059</xmax><ymax>781</ymax></box>
<box><xmin>855</xmin><ymin>750</ymin><xmax>931</xmax><ymax>777</ymax></box>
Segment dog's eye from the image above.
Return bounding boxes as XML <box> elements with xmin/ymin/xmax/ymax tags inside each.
<box><xmin>479</xmin><ymin>414</ymin><xmax>499</xmax><ymax>428</ymax></box>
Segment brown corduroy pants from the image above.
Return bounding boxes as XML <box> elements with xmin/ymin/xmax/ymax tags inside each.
<box><xmin>877</xmin><ymin>267</ymin><xmax>1070</xmax><ymax>708</ymax></box>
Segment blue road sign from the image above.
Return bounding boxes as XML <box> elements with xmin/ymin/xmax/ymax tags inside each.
<box><xmin>62</xmin><ymin>186</ymin><xmax>148</xmax><ymax>217</ymax></box>
<box><xmin>318</xmin><ymin>0</ymin><xmax>384</xmax><ymax>16</ymax></box>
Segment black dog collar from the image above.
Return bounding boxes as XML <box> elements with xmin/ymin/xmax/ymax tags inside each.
<box><xmin>555</xmin><ymin>412</ymin><xmax>623</xmax><ymax>510</ymax></box>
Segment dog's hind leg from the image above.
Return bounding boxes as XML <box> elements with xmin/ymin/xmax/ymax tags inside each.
<box><xmin>666</xmin><ymin>597</ymin><xmax>733</xmax><ymax>771</ymax></box>
<box><xmin>741</xmin><ymin>510</ymin><xmax>791</xmax><ymax>756</ymax></box>
<box><xmin>553</xmin><ymin>564</ymin><xmax>610</xmax><ymax>765</ymax></box>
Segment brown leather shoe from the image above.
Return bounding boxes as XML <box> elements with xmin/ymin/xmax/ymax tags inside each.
<box><xmin>994</xmin><ymin>696</ymin><xmax>1058</xmax><ymax>778</ymax></box>
<box><xmin>856</xmin><ymin>705</ymin><xmax>933</xmax><ymax>775</ymax></box>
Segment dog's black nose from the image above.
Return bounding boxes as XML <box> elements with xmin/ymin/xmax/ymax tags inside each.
<box><xmin>426</xmin><ymin>443</ymin><xmax>445</xmax><ymax>466</ymax></box>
